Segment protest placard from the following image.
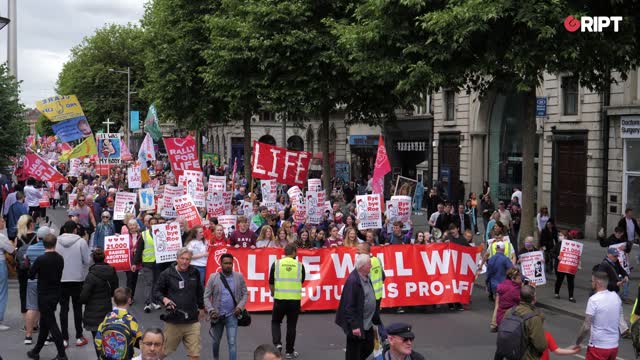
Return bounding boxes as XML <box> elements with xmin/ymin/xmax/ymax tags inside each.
<box><xmin>162</xmin><ymin>185</ymin><xmax>182</xmax><ymax>218</ymax></box>
<box><xmin>357</xmin><ymin>194</ymin><xmax>382</xmax><ymax>230</ymax></box>
<box><xmin>207</xmin><ymin>190</ymin><xmax>226</xmax><ymax>218</ymax></box>
<box><xmin>252</xmin><ymin>141</ymin><xmax>311</xmax><ymax>187</ymax></box>
<box><xmin>260</xmin><ymin>179</ymin><xmax>277</xmax><ymax>203</ymax></box>
<box><xmin>114</xmin><ymin>192</ymin><xmax>137</xmax><ymax>220</ymax></box>
<box><xmin>164</xmin><ymin>136</ymin><xmax>200</xmax><ymax>178</ymax></box>
<box><xmin>36</xmin><ymin>95</ymin><xmax>84</xmax><ymax>122</ymax></box>
<box><xmin>96</xmin><ymin>133</ymin><xmax>122</xmax><ymax>165</ymax></box>
<box><xmin>218</xmin><ymin>215</ymin><xmax>237</xmax><ymax>238</ymax></box>
<box><xmin>138</xmin><ymin>188</ymin><xmax>155</xmax><ymax>211</ymax></box>
<box><xmin>208</xmin><ymin>175</ymin><xmax>227</xmax><ymax>192</ymax></box>
<box><xmin>23</xmin><ymin>153</ymin><xmax>67</xmax><ymax>183</ymax></box>
<box><xmin>519</xmin><ymin>251</ymin><xmax>546</xmax><ymax>285</ymax></box>
<box><xmin>173</xmin><ymin>194</ymin><xmax>202</xmax><ymax>228</ymax></box>
<box><xmin>127</xmin><ymin>165</ymin><xmax>142</xmax><ymax>189</ymax></box>
<box><xmin>306</xmin><ymin>191</ymin><xmax>325</xmax><ymax>225</ymax></box>
<box><xmin>557</xmin><ymin>240</ymin><xmax>583</xmax><ymax>275</ymax></box>
<box><xmin>104</xmin><ymin>235</ymin><xmax>131</xmax><ymax>272</ymax></box>
<box><xmin>52</xmin><ymin>116</ymin><xmax>92</xmax><ymax>142</ymax></box>
<box><xmin>152</xmin><ymin>222</ymin><xmax>183</xmax><ymax>263</ymax></box>
<box><xmin>308</xmin><ymin>178</ymin><xmax>322</xmax><ymax>192</ymax></box>
<box><xmin>179</xmin><ymin>170</ymin><xmax>205</xmax><ymax>207</ymax></box>
<box><xmin>609</xmin><ymin>243</ymin><xmax>631</xmax><ymax>274</ymax></box>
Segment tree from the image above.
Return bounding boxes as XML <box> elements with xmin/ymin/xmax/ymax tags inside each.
<box><xmin>35</xmin><ymin>114</ymin><xmax>54</xmax><ymax>137</ymax></box>
<box><xmin>56</xmin><ymin>24</ymin><xmax>148</xmax><ymax>132</ymax></box>
<box><xmin>341</xmin><ymin>0</ymin><xmax>640</xmax><ymax>241</ymax></box>
<box><xmin>0</xmin><ymin>63</ymin><xmax>28</xmax><ymax>168</ymax></box>
<box><xmin>220</xmin><ymin>0</ymin><xmax>405</xmax><ymax>192</ymax></box>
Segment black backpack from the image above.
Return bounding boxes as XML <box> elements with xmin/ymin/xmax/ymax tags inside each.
<box><xmin>631</xmin><ymin>318</ymin><xmax>640</xmax><ymax>359</ymax></box>
<box><xmin>495</xmin><ymin>309</ymin><xmax>538</xmax><ymax>360</ymax></box>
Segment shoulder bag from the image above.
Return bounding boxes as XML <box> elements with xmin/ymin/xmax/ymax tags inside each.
<box><xmin>219</xmin><ymin>274</ymin><xmax>251</xmax><ymax>326</ymax></box>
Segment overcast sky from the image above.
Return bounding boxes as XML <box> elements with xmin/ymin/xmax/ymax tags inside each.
<box><xmin>0</xmin><ymin>0</ymin><xmax>145</xmax><ymax>108</ymax></box>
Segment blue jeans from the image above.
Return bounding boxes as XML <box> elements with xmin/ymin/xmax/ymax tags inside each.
<box><xmin>623</xmin><ymin>281</ymin><xmax>630</xmax><ymax>299</ymax></box>
<box><xmin>195</xmin><ymin>265</ymin><xmax>206</xmax><ymax>287</ymax></box>
<box><xmin>0</xmin><ymin>261</ymin><xmax>7</xmax><ymax>322</ymax></box>
<box><xmin>211</xmin><ymin>314</ymin><xmax>238</xmax><ymax>360</ymax></box>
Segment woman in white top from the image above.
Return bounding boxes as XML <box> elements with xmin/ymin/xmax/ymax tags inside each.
<box><xmin>0</xmin><ymin>219</ymin><xmax>16</xmax><ymax>330</ymax></box>
<box><xmin>256</xmin><ymin>225</ymin><xmax>277</xmax><ymax>248</ymax></box>
<box><xmin>185</xmin><ymin>226</ymin><xmax>208</xmax><ymax>286</ymax></box>
<box><xmin>536</xmin><ymin>206</ymin><xmax>550</xmax><ymax>233</ymax></box>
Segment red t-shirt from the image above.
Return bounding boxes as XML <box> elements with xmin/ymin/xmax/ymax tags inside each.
<box><xmin>541</xmin><ymin>331</ymin><xmax>558</xmax><ymax>360</ymax></box>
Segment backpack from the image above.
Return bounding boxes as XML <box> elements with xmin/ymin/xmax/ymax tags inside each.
<box><xmin>631</xmin><ymin>319</ymin><xmax>640</xmax><ymax>359</ymax></box>
<box><xmin>495</xmin><ymin>309</ymin><xmax>538</xmax><ymax>360</ymax></box>
<box><xmin>99</xmin><ymin>316</ymin><xmax>134</xmax><ymax>360</ymax></box>
<box><xmin>15</xmin><ymin>243</ymin><xmax>30</xmax><ymax>271</ymax></box>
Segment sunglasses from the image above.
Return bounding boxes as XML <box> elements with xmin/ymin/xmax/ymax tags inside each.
<box><xmin>402</xmin><ymin>337</ymin><xmax>415</xmax><ymax>343</ymax></box>
<box><xmin>102</xmin><ymin>216</ymin><xmax>109</xmax><ymax>219</ymax></box>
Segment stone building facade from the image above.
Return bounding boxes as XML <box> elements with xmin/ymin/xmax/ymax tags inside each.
<box><xmin>430</xmin><ymin>70</ymin><xmax>640</xmax><ymax>236</ymax></box>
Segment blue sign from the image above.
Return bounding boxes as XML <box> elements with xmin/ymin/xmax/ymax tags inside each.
<box><xmin>349</xmin><ymin>135</ymin><xmax>378</xmax><ymax>146</ymax></box>
<box><xmin>536</xmin><ymin>97</ymin><xmax>547</xmax><ymax>117</ymax></box>
<box><xmin>51</xmin><ymin>116</ymin><xmax>92</xmax><ymax>142</ymax></box>
<box><xmin>130</xmin><ymin>111</ymin><xmax>140</xmax><ymax>132</ymax></box>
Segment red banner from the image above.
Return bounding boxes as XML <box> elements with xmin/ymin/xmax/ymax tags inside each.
<box><xmin>205</xmin><ymin>244</ymin><xmax>482</xmax><ymax>311</ymax></box>
<box><xmin>23</xmin><ymin>153</ymin><xmax>67</xmax><ymax>183</ymax></box>
<box><xmin>557</xmin><ymin>240</ymin><xmax>583</xmax><ymax>275</ymax></box>
<box><xmin>251</xmin><ymin>141</ymin><xmax>311</xmax><ymax>187</ymax></box>
<box><xmin>164</xmin><ymin>135</ymin><xmax>201</xmax><ymax>178</ymax></box>
<box><xmin>104</xmin><ymin>235</ymin><xmax>131</xmax><ymax>272</ymax></box>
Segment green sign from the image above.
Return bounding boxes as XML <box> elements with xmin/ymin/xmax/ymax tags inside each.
<box><xmin>203</xmin><ymin>153</ymin><xmax>220</xmax><ymax>166</ymax></box>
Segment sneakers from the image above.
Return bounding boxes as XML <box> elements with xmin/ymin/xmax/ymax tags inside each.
<box><xmin>24</xmin><ymin>336</ymin><xmax>33</xmax><ymax>345</ymax></box>
<box><xmin>76</xmin><ymin>337</ymin><xmax>89</xmax><ymax>347</ymax></box>
<box><xmin>276</xmin><ymin>344</ymin><xmax>283</xmax><ymax>353</ymax></box>
<box><xmin>285</xmin><ymin>352</ymin><xmax>299</xmax><ymax>359</ymax></box>
<box><xmin>152</xmin><ymin>303</ymin><xmax>162</xmax><ymax>310</ymax></box>
<box><xmin>569</xmin><ymin>298</ymin><xmax>577</xmax><ymax>303</ymax></box>
<box><xmin>0</xmin><ymin>324</ymin><xmax>9</xmax><ymax>331</ymax></box>
<box><xmin>64</xmin><ymin>340</ymin><xmax>68</xmax><ymax>348</ymax></box>
<box><xmin>144</xmin><ymin>304</ymin><xmax>152</xmax><ymax>313</ymax></box>
<box><xmin>26</xmin><ymin>350</ymin><xmax>40</xmax><ymax>360</ymax></box>
<box><xmin>44</xmin><ymin>337</ymin><xmax>53</xmax><ymax>346</ymax></box>
<box><xmin>554</xmin><ymin>293</ymin><xmax>560</xmax><ymax>299</ymax></box>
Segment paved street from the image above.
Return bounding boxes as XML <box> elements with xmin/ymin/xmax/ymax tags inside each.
<box><xmin>0</xmin><ymin>207</ymin><xmax>636</xmax><ymax>359</ymax></box>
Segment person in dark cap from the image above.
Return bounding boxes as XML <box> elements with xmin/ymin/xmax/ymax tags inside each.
<box><xmin>383</xmin><ymin>323</ymin><xmax>425</xmax><ymax>360</ymax></box>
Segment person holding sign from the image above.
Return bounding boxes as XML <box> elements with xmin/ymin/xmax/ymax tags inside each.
<box><xmin>553</xmin><ymin>234</ymin><xmax>577</xmax><ymax>303</ymax></box>
<box><xmin>133</xmin><ymin>218</ymin><xmax>162</xmax><ymax>314</ymax></box>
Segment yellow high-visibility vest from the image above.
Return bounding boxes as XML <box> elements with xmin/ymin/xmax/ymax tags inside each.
<box><xmin>370</xmin><ymin>256</ymin><xmax>384</xmax><ymax>300</ymax></box>
<box><xmin>274</xmin><ymin>257</ymin><xmax>302</xmax><ymax>300</ymax></box>
<box><xmin>489</xmin><ymin>241</ymin><xmax>511</xmax><ymax>258</ymax></box>
<box><xmin>141</xmin><ymin>230</ymin><xmax>156</xmax><ymax>263</ymax></box>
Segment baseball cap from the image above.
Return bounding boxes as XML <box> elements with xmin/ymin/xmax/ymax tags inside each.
<box><xmin>37</xmin><ymin>226</ymin><xmax>51</xmax><ymax>239</ymax></box>
<box><xmin>106</xmin><ymin>197</ymin><xmax>114</xmax><ymax>202</ymax></box>
<box><xmin>386</xmin><ymin>323</ymin><xmax>415</xmax><ymax>338</ymax></box>
<box><xmin>607</xmin><ymin>248</ymin><xmax>619</xmax><ymax>256</ymax></box>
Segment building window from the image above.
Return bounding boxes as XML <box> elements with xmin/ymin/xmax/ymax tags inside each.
<box><xmin>625</xmin><ymin>138</ymin><xmax>640</xmax><ymax>212</ymax></box>
<box><xmin>444</xmin><ymin>90</ymin><xmax>455</xmax><ymax>121</ymax></box>
<box><xmin>562</xmin><ymin>76</ymin><xmax>579</xmax><ymax>115</ymax></box>
<box><xmin>259</xmin><ymin>111</ymin><xmax>275</xmax><ymax>122</ymax></box>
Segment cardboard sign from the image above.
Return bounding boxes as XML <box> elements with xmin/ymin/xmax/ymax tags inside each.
<box><xmin>23</xmin><ymin>153</ymin><xmax>67</xmax><ymax>183</ymax></box>
<box><xmin>356</xmin><ymin>194</ymin><xmax>382</xmax><ymax>230</ymax></box>
<box><xmin>251</xmin><ymin>141</ymin><xmax>311</xmax><ymax>187</ymax></box>
<box><xmin>104</xmin><ymin>235</ymin><xmax>131</xmax><ymax>272</ymax></box>
<box><xmin>162</xmin><ymin>185</ymin><xmax>182</xmax><ymax>218</ymax></box>
<box><xmin>68</xmin><ymin>158</ymin><xmax>81</xmax><ymax>178</ymax></box>
<box><xmin>138</xmin><ymin>188</ymin><xmax>155</xmax><ymax>211</ymax></box>
<box><xmin>152</xmin><ymin>222</ymin><xmax>183</xmax><ymax>263</ymax></box>
<box><xmin>205</xmin><ymin>244</ymin><xmax>482</xmax><ymax>311</ymax></box>
<box><xmin>207</xmin><ymin>190</ymin><xmax>227</xmax><ymax>218</ymax></box>
<box><xmin>519</xmin><ymin>251</ymin><xmax>546</xmax><ymax>285</ymax></box>
<box><xmin>208</xmin><ymin>175</ymin><xmax>227</xmax><ymax>192</ymax></box>
<box><xmin>308</xmin><ymin>178</ymin><xmax>322</xmax><ymax>192</ymax></box>
<box><xmin>114</xmin><ymin>192</ymin><xmax>137</xmax><ymax>220</ymax></box>
<box><xmin>609</xmin><ymin>243</ymin><xmax>631</xmax><ymax>275</ymax></box>
<box><xmin>127</xmin><ymin>165</ymin><xmax>142</xmax><ymax>189</ymax></box>
<box><xmin>164</xmin><ymin>136</ymin><xmax>200</xmax><ymax>178</ymax></box>
<box><xmin>173</xmin><ymin>194</ymin><xmax>202</xmax><ymax>228</ymax></box>
<box><xmin>260</xmin><ymin>179</ymin><xmax>277</xmax><ymax>203</ymax></box>
<box><xmin>306</xmin><ymin>191</ymin><xmax>325</xmax><ymax>225</ymax></box>
<box><xmin>96</xmin><ymin>133</ymin><xmax>122</xmax><ymax>165</ymax></box>
<box><xmin>179</xmin><ymin>170</ymin><xmax>205</xmax><ymax>207</ymax></box>
<box><xmin>217</xmin><ymin>215</ymin><xmax>237</xmax><ymax>238</ymax></box>
<box><xmin>557</xmin><ymin>240</ymin><xmax>583</xmax><ymax>275</ymax></box>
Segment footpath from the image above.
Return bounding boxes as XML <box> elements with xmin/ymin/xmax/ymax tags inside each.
<box><xmin>409</xmin><ymin>212</ymin><xmax>639</xmax><ymax>321</ymax></box>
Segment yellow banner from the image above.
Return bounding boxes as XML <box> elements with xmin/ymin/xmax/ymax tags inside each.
<box><xmin>36</xmin><ymin>95</ymin><xmax>85</xmax><ymax>122</ymax></box>
<box><xmin>59</xmin><ymin>135</ymin><xmax>97</xmax><ymax>161</ymax></box>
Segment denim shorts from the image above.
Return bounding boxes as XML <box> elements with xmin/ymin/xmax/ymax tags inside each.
<box><xmin>26</xmin><ymin>281</ymin><xmax>38</xmax><ymax>310</ymax></box>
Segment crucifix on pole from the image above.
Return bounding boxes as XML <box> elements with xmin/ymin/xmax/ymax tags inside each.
<box><xmin>102</xmin><ymin>118</ymin><xmax>115</xmax><ymax>133</ymax></box>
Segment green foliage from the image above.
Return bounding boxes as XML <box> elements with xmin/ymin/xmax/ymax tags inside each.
<box><xmin>0</xmin><ymin>63</ymin><xmax>27</xmax><ymax>167</ymax></box>
<box><xmin>56</xmin><ymin>23</ymin><xmax>148</xmax><ymax>133</ymax></box>
<box><xmin>35</xmin><ymin>114</ymin><xmax>54</xmax><ymax>137</ymax></box>
<box><xmin>142</xmin><ymin>0</ymin><xmax>229</xmax><ymax>128</ymax></box>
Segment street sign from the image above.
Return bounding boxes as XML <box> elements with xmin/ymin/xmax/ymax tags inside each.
<box><xmin>536</xmin><ymin>97</ymin><xmax>547</xmax><ymax>117</ymax></box>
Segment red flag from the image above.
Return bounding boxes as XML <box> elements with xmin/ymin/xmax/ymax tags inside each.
<box><xmin>251</xmin><ymin>141</ymin><xmax>311</xmax><ymax>187</ymax></box>
<box><xmin>23</xmin><ymin>153</ymin><xmax>68</xmax><ymax>183</ymax></box>
<box><xmin>371</xmin><ymin>135</ymin><xmax>390</xmax><ymax>194</ymax></box>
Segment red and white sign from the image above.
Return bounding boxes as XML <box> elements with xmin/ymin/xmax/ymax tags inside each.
<box><xmin>162</xmin><ymin>185</ymin><xmax>183</xmax><ymax>218</ymax></box>
<box><xmin>114</xmin><ymin>192</ymin><xmax>137</xmax><ymax>220</ymax></box>
<box><xmin>306</xmin><ymin>191</ymin><xmax>325</xmax><ymax>225</ymax></box>
<box><xmin>164</xmin><ymin>135</ymin><xmax>200</xmax><ymax>178</ymax></box>
<box><xmin>557</xmin><ymin>240</ymin><xmax>583</xmax><ymax>275</ymax></box>
<box><xmin>205</xmin><ymin>244</ymin><xmax>482</xmax><ymax>311</ymax></box>
<box><xmin>609</xmin><ymin>243</ymin><xmax>631</xmax><ymax>274</ymax></box>
<box><xmin>179</xmin><ymin>170</ymin><xmax>205</xmax><ymax>207</ymax></box>
<box><xmin>104</xmin><ymin>235</ymin><xmax>131</xmax><ymax>272</ymax></box>
<box><xmin>207</xmin><ymin>190</ymin><xmax>228</xmax><ymax>218</ymax></box>
<box><xmin>23</xmin><ymin>153</ymin><xmax>67</xmax><ymax>183</ymax></box>
<box><xmin>252</xmin><ymin>141</ymin><xmax>311</xmax><ymax>187</ymax></box>
<box><xmin>68</xmin><ymin>158</ymin><xmax>81</xmax><ymax>177</ymax></box>
<box><xmin>356</xmin><ymin>194</ymin><xmax>382</xmax><ymax>230</ymax></box>
<box><xmin>308</xmin><ymin>178</ymin><xmax>322</xmax><ymax>192</ymax></box>
<box><xmin>152</xmin><ymin>222</ymin><xmax>183</xmax><ymax>263</ymax></box>
<box><xmin>260</xmin><ymin>179</ymin><xmax>277</xmax><ymax>203</ymax></box>
<box><xmin>173</xmin><ymin>194</ymin><xmax>202</xmax><ymax>228</ymax></box>
<box><xmin>127</xmin><ymin>165</ymin><xmax>142</xmax><ymax>189</ymax></box>
<box><xmin>217</xmin><ymin>215</ymin><xmax>237</xmax><ymax>238</ymax></box>
<box><xmin>208</xmin><ymin>176</ymin><xmax>227</xmax><ymax>192</ymax></box>
<box><xmin>519</xmin><ymin>251</ymin><xmax>546</xmax><ymax>285</ymax></box>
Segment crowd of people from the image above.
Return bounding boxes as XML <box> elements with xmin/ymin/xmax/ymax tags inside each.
<box><xmin>0</xmin><ymin>153</ymin><xmax>639</xmax><ymax>359</ymax></box>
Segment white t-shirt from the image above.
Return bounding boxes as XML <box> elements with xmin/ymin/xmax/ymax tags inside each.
<box><xmin>429</xmin><ymin>211</ymin><xmax>441</xmax><ymax>225</ymax></box>
<box><xmin>186</xmin><ymin>240</ymin><xmax>208</xmax><ymax>267</ymax></box>
<box><xmin>24</xmin><ymin>185</ymin><xmax>42</xmax><ymax>207</ymax></box>
<box><xmin>586</xmin><ymin>290</ymin><xmax>621</xmax><ymax>349</ymax></box>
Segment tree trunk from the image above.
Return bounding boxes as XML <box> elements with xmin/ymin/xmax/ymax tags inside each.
<box><xmin>321</xmin><ymin>107</ymin><xmax>331</xmax><ymax>192</ymax></box>
<box><xmin>519</xmin><ymin>89</ymin><xmax>537</xmax><ymax>247</ymax></box>
<box><xmin>243</xmin><ymin>112</ymin><xmax>252</xmax><ymax>188</ymax></box>
<box><xmin>282</xmin><ymin>113</ymin><xmax>287</xmax><ymax>149</ymax></box>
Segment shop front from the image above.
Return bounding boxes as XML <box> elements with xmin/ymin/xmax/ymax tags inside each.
<box><xmin>622</xmin><ymin>116</ymin><xmax>640</xmax><ymax>212</ymax></box>
<box><xmin>349</xmin><ymin>135</ymin><xmax>378</xmax><ymax>182</ymax></box>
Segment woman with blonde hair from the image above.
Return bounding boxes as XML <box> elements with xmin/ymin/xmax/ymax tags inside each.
<box><xmin>281</xmin><ymin>221</ymin><xmax>297</xmax><ymax>243</ymax></box>
<box><xmin>343</xmin><ymin>228</ymin><xmax>360</xmax><ymax>247</ymax></box>
<box><xmin>275</xmin><ymin>228</ymin><xmax>289</xmax><ymax>248</ymax></box>
<box><xmin>16</xmin><ymin>214</ymin><xmax>37</xmax><ymax>328</ymax></box>
<box><xmin>185</xmin><ymin>225</ymin><xmax>208</xmax><ymax>285</ymax></box>
<box><xmin>256</xmin><ymin>225</ymin><xmax>277</xmax><ymax>248</ymax></box>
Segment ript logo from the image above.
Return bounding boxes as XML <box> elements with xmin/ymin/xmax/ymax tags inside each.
<box><xmin>564</xmin><ymin>15</ymin><xmax>622</xmax><ymax>32</ymax></box>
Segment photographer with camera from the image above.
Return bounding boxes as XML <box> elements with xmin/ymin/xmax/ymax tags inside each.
<box><xmin>155</xmin><ymin>247</ymin><xmax>206</xmax><ymax>360</ymax></box>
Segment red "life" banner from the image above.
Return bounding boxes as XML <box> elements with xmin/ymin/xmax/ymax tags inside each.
<box><xmin>251</xmin><ymin>141</ymin><xmax>311</xmax><ymax>187</ymax></box>
<box><xmin>205</xmin><ymin>244</ymin><xmax>482</xmax><ymax>312</ymax></box>
<box><xmin>164</xmin><ymin>135</ymin><xmax>200</xmax><ymax>178</ymax></box>
<box><xmin>23</xmin><ymin>153</ymin><xmax>67</xmax><ymax>183</ymax></box>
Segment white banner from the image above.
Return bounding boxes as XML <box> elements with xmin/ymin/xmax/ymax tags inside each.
<box><xmin>152</xmin><ymin>222</ymin><xmax>183</xmax><ymax>263</ymax></box>
<box><xmin>356</xmin><ymin>194</ymin><xmax>382</xmax><ymax>230</ymax></box>
<box><xmin>138</xmin><ymin>188</ymin><xmax>155</xmax><ymax>211</ymax></box>
<box><xmin>127</xmin><ymin>165</ymin><xmax>142</xmax><ymax>189</ymax></box>
<box><xmin>519</xmin><ymin>251</ymin><xmax>546</xmax><ymax>285</ymax></box>
<box><xmin>114</xmin><ymin>192</ymin><xmax>137</xmax><ymax>220</ymax></box>
<box><xmin>218</xmin><ymin>215</ymin><xmax>237</xmax><ymax>238</ymax></box>
<box><xmin>180</xmin><ymin>170</ymin><xmax>205</xmax><ymax>207</ymax></box>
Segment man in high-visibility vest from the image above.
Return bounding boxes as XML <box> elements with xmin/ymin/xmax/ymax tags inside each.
<box><xmin>269</xmin><ymin>243</ymin><xmax>306</xmax><ymax>359</ymax></box>
<box><xmin>133</xmin><ymin>217</ymin><xmax>162</xmax><ymax>313</ymax></box>
<box><xmin>357</xmin><ymin>242</ymin><xmax>385</xmax><ymax>308</ymax></box>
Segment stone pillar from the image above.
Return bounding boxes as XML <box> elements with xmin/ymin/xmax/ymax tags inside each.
<box><xmin>469</xmin><ymin>132</ymin><xmax>486</xmax><ymax>195</ymax></box>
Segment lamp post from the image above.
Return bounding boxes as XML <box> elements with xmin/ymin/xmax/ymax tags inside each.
<box><xmin>108</xmin><ymin>67</ymin><xmax>131</xmax><ymax>150</ymax></box>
